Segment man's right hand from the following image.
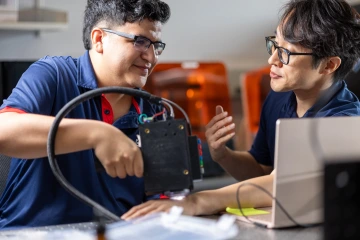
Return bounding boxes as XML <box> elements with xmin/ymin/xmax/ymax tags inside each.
<box><xmin>91</xmin><ymin>124</ymin><xmax>143</xmax><ymax>179</ymax></box>
<box><xmin>205</xmin><ymin>105</ymin><xmax>236</xmax><ymax>163</ymax></box>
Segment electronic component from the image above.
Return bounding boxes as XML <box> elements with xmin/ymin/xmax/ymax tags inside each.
<box><xmin>139</xmin><ymin>119</ymin><xmax>202</xmax><ymax>194</ymax></box>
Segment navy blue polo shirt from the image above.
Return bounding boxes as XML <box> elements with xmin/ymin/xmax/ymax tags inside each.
<box><xmin>249</xmin><ymin>81</ymin><xmax>360</xmax><ymax>167</ymax></box>
<box><xmin>0</xmin><ymin>51</ymin><xmax>162</xmax><ymax>229</ymax></box>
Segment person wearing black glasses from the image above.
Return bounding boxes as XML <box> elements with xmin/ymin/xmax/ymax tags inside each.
<box><xmin>123</xmin><ymin>0</ymin><xmax>360</xmax><ymax>219</ymax></box>
<box><xmin>0</xmin><ymin>0</ymin><xmax>170</xmax><ymax>228</ymax></box>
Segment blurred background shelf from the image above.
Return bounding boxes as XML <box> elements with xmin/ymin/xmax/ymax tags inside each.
<box><xmin>0</xmin><ymin>21</ymin><xmax>67</xmax><ymax>31</ymax></box>
<box><xmin>0</xmin><ymin>1</ymin><xmax>68</xmax><ymax>32</ymax></box>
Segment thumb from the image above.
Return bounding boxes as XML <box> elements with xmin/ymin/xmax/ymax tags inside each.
<box><xmin>216</xmin><ymin>105</ymin><xmax>224</xmax><ymax>115</ymax></box>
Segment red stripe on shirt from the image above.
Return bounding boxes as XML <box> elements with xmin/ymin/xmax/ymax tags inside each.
<box><xmin>0</xmin><ymin>107</ymin><xmax>27</xmax><ymax>114</ymax></box>
<box><xmin>101</xmin><ymin>94</ymin><xmax>114</xmax><ymax>125</ymax></box>
<box><xmin>132</xmin><ymin>98</ymin><xmax>141</xmax><ymax>114</ymax></box>
<box><xmin>101</xmin><ymin>96</ymin><xmax>141</xmax><ymax>124</ymax></box>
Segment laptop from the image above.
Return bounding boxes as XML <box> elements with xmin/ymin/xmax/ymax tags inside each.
<box><xmin>236</xmin><ymin>116</ymin><xmax>360</xmax><ymax>228</ymax></box>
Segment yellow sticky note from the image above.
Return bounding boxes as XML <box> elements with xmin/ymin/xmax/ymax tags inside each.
<box><xmin>226</xmin><ymin>207</ymin><xmax>270</xmax><ymax>216</ymax></box>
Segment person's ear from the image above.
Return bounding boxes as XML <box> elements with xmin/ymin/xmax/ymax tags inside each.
<box><xmin>91</xmin><ymin>28</ymin><xmax>105</xmax><ymax>53</ymax></box>
<box><xmin>319</xmin><ymin>56</ymin><xmax>341</xmax><ymax>75</ymax></box>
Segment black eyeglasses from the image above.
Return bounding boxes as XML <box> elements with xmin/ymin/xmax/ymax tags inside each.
<box><xmin>265</xmin><ymin>36</ymin><xmax>314</xmax><ymax>65</ymax></box>
<box><xmin>102</xmin><ymin>28</ymin><xmax>166</xmax><ymax>56</ymax></box>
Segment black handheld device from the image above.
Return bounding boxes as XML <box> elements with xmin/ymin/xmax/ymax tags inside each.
<box><xmin>94</xmin><ymin>118</ymin><xmax>203</xmax><ymax>194</ymax></box>
<box><xmin>139</xmin><ymin>119</ymin><xmax>202</xmax><ymax>193</ymax></box>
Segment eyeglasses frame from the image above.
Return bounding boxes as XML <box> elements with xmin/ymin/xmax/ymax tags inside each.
<box><xmin>265</xmin><ymin>36</ymin><xmax>314</xmax><ymax>65</ymax></box>
<box><xmin>101</xmin><ymin>28</ymin><xmax>166</xmax><ymax>56</ymax></box>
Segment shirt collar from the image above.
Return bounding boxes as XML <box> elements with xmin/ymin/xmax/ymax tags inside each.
<box><xmin>76</xmin><ymin>52</ymin><xmax>147</xmax><ymax>126</ymax></box>
<box><xmin>113</xmin><ymin>97</ymin><xmax>144</xmax><ymax>129</ymax></box>
<box><xmin>304</xmin><ymin>81</ymin><xmax>343</xmax><ymax>117</ymax></box>
<box><xmin>281</xmin><ymin>81</ymin><xmax>344</xmax><ymax>118</ymax></box>
<box><xmin>282</xmin><ymin>92</ymin><xmax>297</xmax><ymax>118</ymax></box>
<box><xmin>77</xmin><ymin>51</ymin><xmax>98</xmax><ymax>89</ymax></box>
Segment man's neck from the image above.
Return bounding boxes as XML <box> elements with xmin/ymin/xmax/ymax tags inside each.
<box><xmin>295</xmin><ymin>95</ymin><xmax>318</xmax><ymax>118</ymax></box>
<box><xmin>106</xmin><ymin>93</ymin><xmax>133</xmax><ymax>121</ymax></box>
<box><xmin>89</xmin><ymin>51</ymin><xmax>134</xmax><ymax>119</ymax></box>
<box><xmin>294</xmin><ymin>80</ymin><xmax>333</xmax><ymax>118</ymax></box>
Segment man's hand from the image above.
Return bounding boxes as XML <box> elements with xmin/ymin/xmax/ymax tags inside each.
<box><xmin>91</xmin><ymin>124</ymin><xmax>143</xmax><ymax>178</ymax></box>
<box><xmin>205</xmin><ymin>105</ymin><xmax>235</xmax><ymax>163</ymax></box>
<box><xmin>121</xmin><ymin>197</ymin><xmax>197</xmax><ymax>220</ymax></box>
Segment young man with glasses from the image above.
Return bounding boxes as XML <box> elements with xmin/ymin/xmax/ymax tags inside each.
<box><xmin>0</xmin><ymin>0</ymin><xmax>170</xmax><ymax>228</ymax></box>
<box><xmin>123</xmin><ymin>0</ymin><xmax>360</xmax><ymax>219</ymax></box>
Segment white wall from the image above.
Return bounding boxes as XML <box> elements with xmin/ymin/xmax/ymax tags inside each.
<box><xmin>0</xmin><ymin>0</ymin><xmax>359</xmax><ymax>96</ymax></box>
<box><xmin>0</xmin><ymin>0</ymin><xmax>280</xmax><ymax>96</ymax></box>
<box><xmin>0</xmin><ymin>0</ymin><xmax>281</xmax><ymax>66</ymax></box>
<box><xmin>0</xmin><ymin>0</ymin><xmax>86</xmax><ymax>60</ymax></box>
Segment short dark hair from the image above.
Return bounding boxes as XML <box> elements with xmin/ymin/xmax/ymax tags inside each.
<box><xmin>279</xmin><ymin>0</ymin><xmax>360</xmax><ymax>81</ymax></box>
<box><xmin>82</xmin><ymin>0</ymin><xmax>171</xmax><ymax>50</ymax></box>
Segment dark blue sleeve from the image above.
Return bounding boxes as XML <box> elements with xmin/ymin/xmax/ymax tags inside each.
<box><xmin>0</xmin><ymin>57</ymin><xmax>58</xmax><ymax>115</ymax></box>
<box><xmin>248</xmin><ymin>93</ymin><xmax>272</xmax><ymax>166</ymax></box>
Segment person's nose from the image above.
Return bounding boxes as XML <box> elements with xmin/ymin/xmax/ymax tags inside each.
<box><xmin>141</xmin><ymin>44</ymin><xmax>158</xmax><ymax>65</ymax></box>
<box><xmin>268</xmin><ymin>49</ymin><xmax>283</xmax><ymax>68</ymax></box>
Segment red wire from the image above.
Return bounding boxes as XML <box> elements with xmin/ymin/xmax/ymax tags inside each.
<box><xmin>152</xmin><ymin>108</ymin><xmax>166</xmax><ymax>118</ymax></box>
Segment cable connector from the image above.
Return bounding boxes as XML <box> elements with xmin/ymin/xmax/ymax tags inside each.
<box><xmin>138</xmin><ymin>114</ymin><xmax>153</xmax><ymax>124</ymax></box>
<box><xmin>94</xmin><ymin>208</ymin><xmax>107</xmax><ymax>240</ymax></box>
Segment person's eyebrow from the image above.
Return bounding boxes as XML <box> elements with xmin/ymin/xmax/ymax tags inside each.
<box><xmin>137</xmin><ymin>34</ymin><xmax>163</xmax><ymax>43</ymax></box>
